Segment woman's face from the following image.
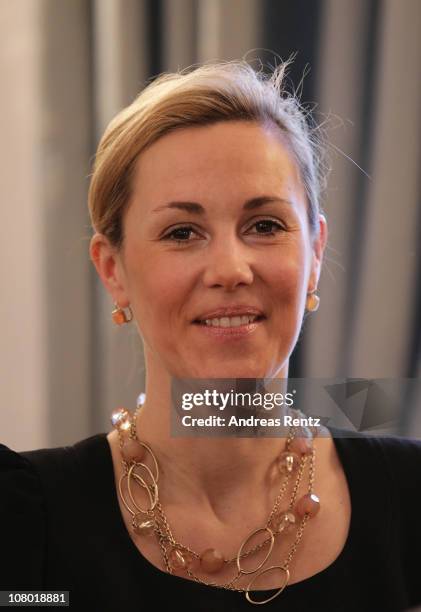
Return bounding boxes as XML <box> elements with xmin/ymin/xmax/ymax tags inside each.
<box><xmin>100</xmin><ymin>120</ymin><xmax>327</xmax><ymax>379</ymax></box>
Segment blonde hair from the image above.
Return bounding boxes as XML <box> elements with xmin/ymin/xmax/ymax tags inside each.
<box><xmin>88</xmin><ymin>59</ymin><xmax>326</xmax><ymax>250</ymax></box>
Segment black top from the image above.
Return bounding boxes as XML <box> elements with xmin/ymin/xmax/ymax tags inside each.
<box><xmin>1</xmin><ymin>429</ymin><xmax>421</xmax><ymax>611</ymax></box>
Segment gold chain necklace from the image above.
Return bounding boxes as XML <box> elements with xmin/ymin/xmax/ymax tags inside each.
<box><xmin>111</xmin><ymin>406</ymin><xmax>320</xmax><ymax>606</ymax></box>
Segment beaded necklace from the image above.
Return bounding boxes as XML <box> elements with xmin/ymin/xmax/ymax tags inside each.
<box><xmin>111</xmin><ymin>406</ymin><xmax>320</xmax><ymax>605</ymax></box>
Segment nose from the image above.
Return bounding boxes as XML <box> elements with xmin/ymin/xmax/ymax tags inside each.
<box><xmin>201</xmin><ymin>233</ymin><xmax>254</xmax><ymax>291</ymax></box>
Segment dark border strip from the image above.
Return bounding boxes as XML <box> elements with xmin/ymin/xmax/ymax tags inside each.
<box><xmin>342</xmin><ymin>0</ymin><xmax>382</xmax><ymax>374</ymax></box>
<box><xmin>401</xmin><ymin>124</ymin><xmax>421</xmax><ymax>435</ymax></box>
<box><xmin>147</xmin><ymin>0</ymin><xmax>163</xmax><ymax>78</ymax></box>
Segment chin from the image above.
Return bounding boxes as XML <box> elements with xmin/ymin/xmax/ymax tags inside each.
<box><xmin>189</xmin><ymin>365</ymin><xmax>269</xmax><ymax>380</ymax></box>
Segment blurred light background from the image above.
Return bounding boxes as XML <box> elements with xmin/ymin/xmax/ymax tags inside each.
<box><xmin>1</xmin><ymin>0</ymin><xmax>420</xmax><ymax>450</ymax></box>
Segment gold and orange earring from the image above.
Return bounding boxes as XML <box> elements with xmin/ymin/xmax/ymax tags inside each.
<box><xmin>306</xmin><ymin>291</ymin><xmax>320</xmax><ymax>312</ymax></box>
<box><xmin>111</xmin><ymin>302</ymin><xmax>134</xmax><ymax>325</ymax></box>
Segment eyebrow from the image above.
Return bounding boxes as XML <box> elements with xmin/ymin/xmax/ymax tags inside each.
<box><xmin>151</xmin><ymin>196</ymin><xmax>293</xmax><ymax>214</ymax></box>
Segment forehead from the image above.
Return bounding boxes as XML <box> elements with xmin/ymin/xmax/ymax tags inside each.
<box><xmin>130</xmin><ymin>120</ymin><xmax>305</xmax><ymax>207</ymax></box>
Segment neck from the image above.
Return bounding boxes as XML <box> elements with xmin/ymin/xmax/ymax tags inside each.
<box><xmin>133</xmin><ymin>371</ymin><xmax>293</xmax><ymax>519</ymax></box>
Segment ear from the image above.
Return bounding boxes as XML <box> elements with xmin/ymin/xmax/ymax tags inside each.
<box><xmin>89</xmin><ymin>233</ymin><xmax>130</xmax><ymax>307</ymax></box>
<box><xmin>308</xmin><ymin>214</ymin><xmax>328</xmax><ymax>292</ymax></box>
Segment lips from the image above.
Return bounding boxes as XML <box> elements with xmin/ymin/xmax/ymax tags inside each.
<box><xmin>192</xmin><ymin>306</ymin><xmax>266</xmax><ymax>323</ymax></box>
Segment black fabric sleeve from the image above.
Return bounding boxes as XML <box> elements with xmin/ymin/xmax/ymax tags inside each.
<box><xmin>0</xmin><ymin>443</ymin><xmax>46</xmax><ymax>589</ymax></box>
<box><xmin>375</xmin><ymin>435</ymin><xmax>421</xmax><ymax>609</ymax></box>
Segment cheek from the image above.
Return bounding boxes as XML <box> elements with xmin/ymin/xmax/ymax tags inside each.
<box><xmin>267</xmin><ymin>249</ymin><xmax>307</xmax><ymax>301</ymax></box>
<box><xmin>126</xmin><ymin>250</ymin><xmax>190</xmax><ymax>327</ymax></box>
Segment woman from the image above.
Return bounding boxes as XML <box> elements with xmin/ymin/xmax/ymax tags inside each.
<box><xmin>1</xmin><ymin>60</ymin><xmax>420</xmax><ymax>611</ymax></box>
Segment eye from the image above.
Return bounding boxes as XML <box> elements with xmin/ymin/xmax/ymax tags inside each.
<box><xmin>162</xmin><ymin>225</ymin><xmax>200</xmax><ymax>244</ymax></box>
<box><xmin>161</xmin><ymin>218</ymin><xmax>286</xmax><ymax>245</ymax></box>
<box><xmin>247</xmin><ymin>219</ymin><xmax>286</xmax><ymax>235</ymax></box>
